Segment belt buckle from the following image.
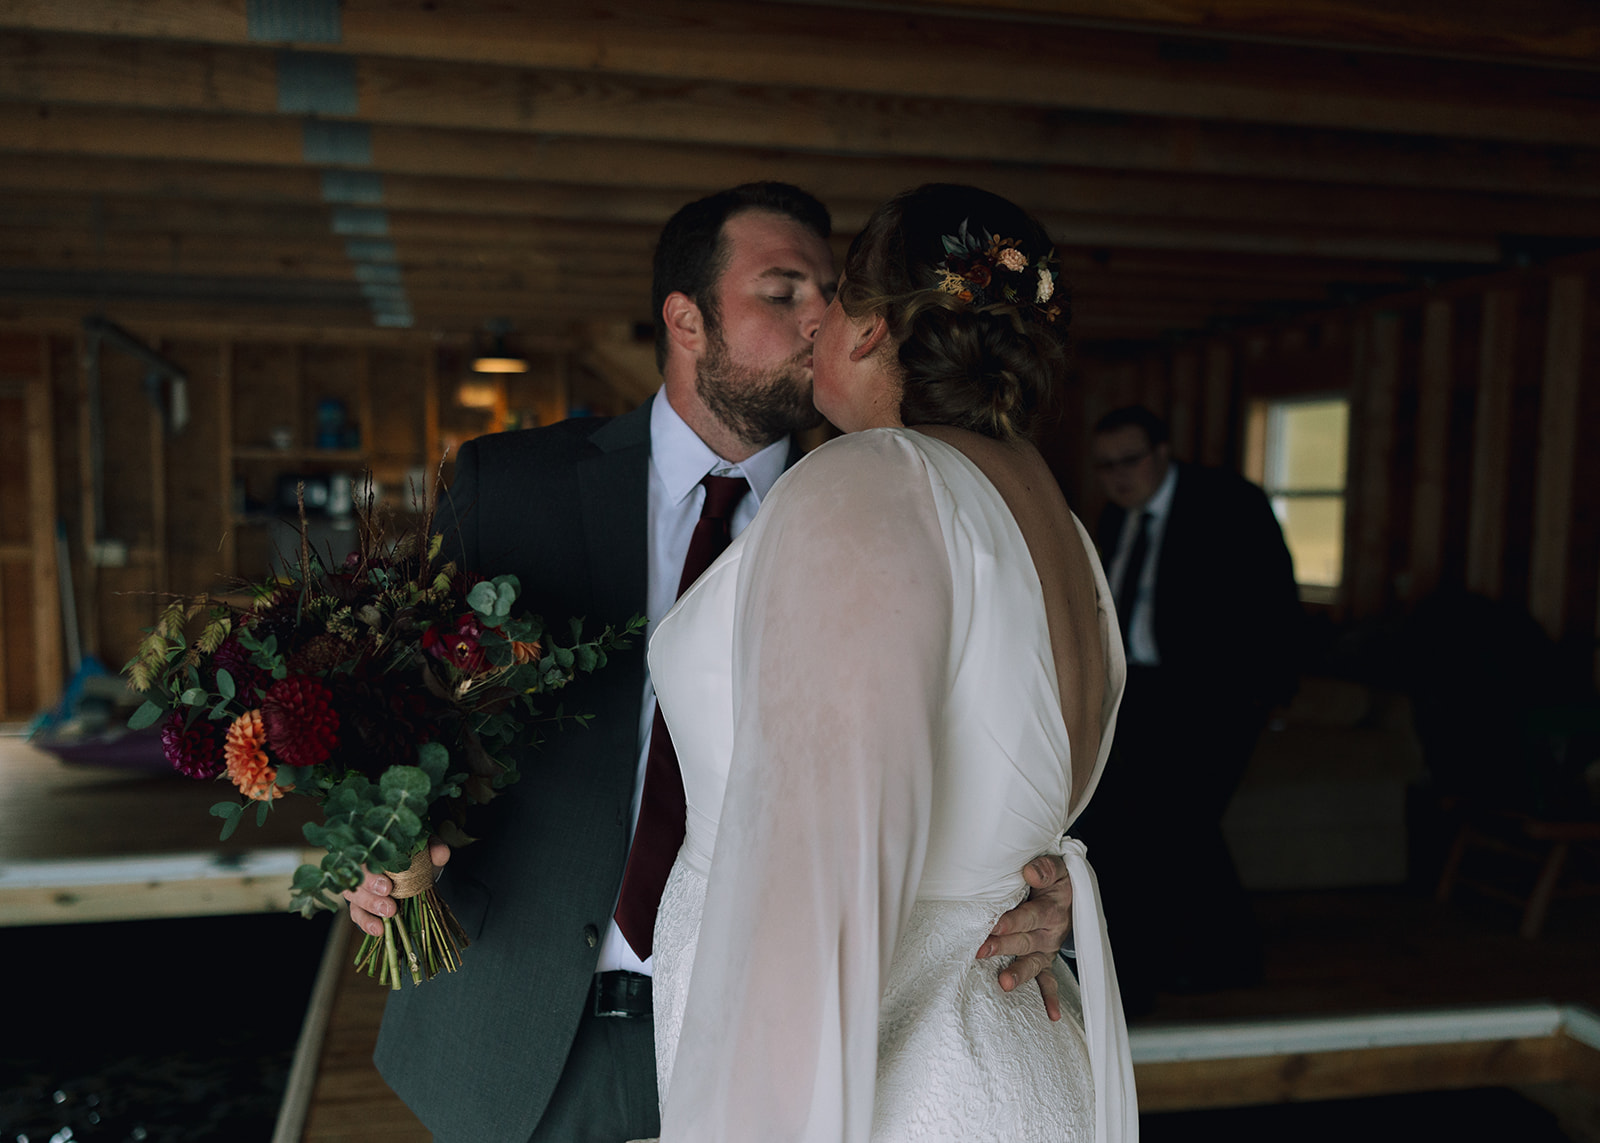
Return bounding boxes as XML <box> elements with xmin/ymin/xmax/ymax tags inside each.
<box><xmin>593</xmin><ymin>971</ymin><xmax>649</xmax><ymax>1018</ymax></box>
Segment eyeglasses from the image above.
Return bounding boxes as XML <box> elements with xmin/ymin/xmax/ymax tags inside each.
<box><xmin>1093</xmin><ymin>449</ymin><xmax>1152</xmax><ymax>474</ymax></box>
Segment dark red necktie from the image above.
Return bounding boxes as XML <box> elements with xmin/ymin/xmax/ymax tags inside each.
<box><xmin>614</xmin><ymin>473</ymin><xmax>751</xmax><ymax>959</ymax></box>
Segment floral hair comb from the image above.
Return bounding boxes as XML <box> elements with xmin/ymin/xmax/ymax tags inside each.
<box><xmin>934</xmin><ymin>218</ymin><xmax>1063</xmax><ymax>323</ymax></box>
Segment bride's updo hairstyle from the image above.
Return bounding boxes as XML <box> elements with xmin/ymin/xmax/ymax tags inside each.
<box><xmin>837</xmin><ymin>184</ymin><xmax>1070</xmax><ymax>442</ymax></box>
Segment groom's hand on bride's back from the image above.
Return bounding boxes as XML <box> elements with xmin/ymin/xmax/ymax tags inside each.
<box><xmin>976</xmin><ymin>855</ymin><xmax>1074</xmax><ymax>1022</ymax></box>
<box><xmin>342</xmin><ymin>838</ymin><xmax>452</xmax><ymax>938</ymax></box>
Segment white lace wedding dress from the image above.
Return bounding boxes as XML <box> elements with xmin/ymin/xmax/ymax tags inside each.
<box><xmin>648</xmin><ymin>429</ymin><xmax>1136</xmax><ymax>1143</ymax></box>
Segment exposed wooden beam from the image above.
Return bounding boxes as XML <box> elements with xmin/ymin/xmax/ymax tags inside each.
<box><xmin>0</xmin><ymin>156</ymin><xmax>1514</xmax><ymax>273</ymax></box>
<box><xmin>7</xmin><ymin>106</ymin><xmax>1600</xmax><ymax>245</ymax></box>
<box><xmin>6</xmin><ymin>34</ymin><xmax>1600</xmax><ymax>200</ymax></box>
<box><xmin>841</xmin><ymin>0</ymin><xmax>1600</xmax><ymax>66</ymax></box>
<box><xmin>4</xmin><ymin>1</ymin><xmax>1598</xmax><ymax>145</ymax></box>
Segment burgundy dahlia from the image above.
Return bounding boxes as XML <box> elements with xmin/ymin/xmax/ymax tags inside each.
<box><xmin>261</xmin><ymin>675</ymin><xmax>341</xmax><ymax>768</ymax></box>
<box><xmin>160</xmin><ymin>712</ymin><xmax>226</xmax><ymax>779</ymax></box>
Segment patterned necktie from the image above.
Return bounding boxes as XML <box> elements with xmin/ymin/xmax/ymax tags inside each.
<box><xmin>613</xmin><ymin>473</ymin><xmax>751</xmax><ymax>959</ymax></box>
<box><xmin>1115</xmin><ymin>510</ymin><xmax>1152</xmax><ymax>646</ymax></box>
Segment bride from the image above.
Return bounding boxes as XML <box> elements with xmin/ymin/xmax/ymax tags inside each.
<box><xmin>647</xmin><ymin>184</ymin><xmax>1136</xmax><ymax>1141</ymax></box>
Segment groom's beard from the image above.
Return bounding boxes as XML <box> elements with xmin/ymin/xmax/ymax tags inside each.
<box><xmin>696</xmin><ymin>328</ymin><xmax>823</xmax><ymax>450</ymax></box>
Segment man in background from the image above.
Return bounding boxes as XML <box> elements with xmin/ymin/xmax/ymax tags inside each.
<box><xmin>1077</xmin><ymin>404</ymin><xmax>1301</xmax><ymax>1012</ymax></box>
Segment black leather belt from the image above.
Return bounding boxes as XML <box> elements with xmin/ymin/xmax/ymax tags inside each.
<box><xmin>592</xmin><ymin>970</ymin><xmax>653</xmax><ymax>1018</ymax></box>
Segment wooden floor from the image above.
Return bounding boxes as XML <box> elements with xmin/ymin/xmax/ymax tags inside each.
<box><xmin>294</xmin><ymin>878</ymin><xmax>1600</xmax><ymax>1142</ymax></box>
<box><xmin>4</xmin><ymin>732</ymin><xmax>1597</xmax><ymax>1140</ymax></box>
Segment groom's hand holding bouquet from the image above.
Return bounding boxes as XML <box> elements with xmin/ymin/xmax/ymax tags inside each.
<box><xmin>125</xmin><ymin>491</ymin><xmax>643</xmax><ymax>987</ymax></box>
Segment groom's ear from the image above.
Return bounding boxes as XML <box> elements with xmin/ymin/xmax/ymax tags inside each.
<box><xmin>663</xmin><ymin>292</ymin><xmax>706</xmax><ymax>357</ymax></box>
<box><xmin>849</xmin><ymin>313</ymin><xmax>891</xmax><ymax>362</ymax></box>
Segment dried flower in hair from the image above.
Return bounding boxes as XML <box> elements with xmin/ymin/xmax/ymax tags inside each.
<box><xmin>936</xmin><ymin>218</ymin><xmax>1060</xmax><ymax>323</ymax></box>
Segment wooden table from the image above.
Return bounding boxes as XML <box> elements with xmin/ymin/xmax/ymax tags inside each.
<box><xmin>0</xmin><ymin>728</ymin><xmax>319</xmax><ymax>925</ymax></box>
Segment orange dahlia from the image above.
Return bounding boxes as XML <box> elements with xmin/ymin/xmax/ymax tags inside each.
<box><xmin>224</xmin><ymin>709</ymin><xmax>288</xmax><ymax>801</ymax></box>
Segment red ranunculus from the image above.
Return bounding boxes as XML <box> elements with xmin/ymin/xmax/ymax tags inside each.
<box><xmin>424</xmin><ymin>614</ymin><xmax>487</xmax><ymax>673</ymax></box>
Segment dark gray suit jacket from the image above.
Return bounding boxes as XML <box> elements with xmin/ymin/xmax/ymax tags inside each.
<box><xmin>374</xmin><ymin>401</ymin><xmax>653</xmax><ymax>1140</ymax></box>
<box><xmin>374</xmin><ymin>397</ymin><xmax>802</xmax><ymax>1139</ymax></box>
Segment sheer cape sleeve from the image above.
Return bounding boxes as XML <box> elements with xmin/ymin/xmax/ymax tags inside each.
<box><xmin>658</xmin><ymin>430</ymin><xmax>953</xmax><ymax>1143</ymax></box>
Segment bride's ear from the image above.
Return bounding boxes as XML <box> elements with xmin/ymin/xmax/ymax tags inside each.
<box><xmin>849</xmin><ymin>313</ymin><xmax>891</xmax><ymax>362</ymax></box>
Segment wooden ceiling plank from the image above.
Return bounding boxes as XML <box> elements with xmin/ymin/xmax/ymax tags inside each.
<box><xmin>17</xmin><ymin>0</ymin><xmax>1599</xmax><ymax>70</ymax></box>
<box><xmin>0</xmin><ymin>181</ymin><xmax>1508</xmax><ymax>267</ymax></box>
<box><xmin>3</xmin><ymin>3</ymin><xmax>1599</xmax><ymax>145</ymax></box>
<box><xmin>877</xmin><ymin>0</ymin><xmax>1600</xmax><ymax>65</ymax></box>
<box><xmin>9</xmin><ymin>91</ymin><xmax>1600</xmax><ymax>207</ymax></box>
<box><xmin>6</xmin><ymin>31</ymin><xmax>1600</xmax><ymax>193</ymax></box>
<box><xmin>11</xmin><ymin>150</ymin><xmax>1600</xmax><ymax>248</ymax></box>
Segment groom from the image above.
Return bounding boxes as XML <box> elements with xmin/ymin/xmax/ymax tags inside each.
<box><xmin>346</xmin><ymin>183</ymin><xmax>1079</xmax><ymax>1142</ymax></box>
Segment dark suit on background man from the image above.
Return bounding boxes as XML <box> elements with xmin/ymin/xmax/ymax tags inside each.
<box><xmin>1074</xmin><ymin>408</ymin><xmax>1301</xmax><ymax>1010</ymax></box>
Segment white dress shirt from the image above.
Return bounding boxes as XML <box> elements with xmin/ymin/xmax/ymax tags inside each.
<box><xmin>594</xmin><ymin>391</ymin><xmax>792</xmax><ymax>976</ymax></box>
<box><xmin>1106</xmin><ymin>462</ymin><xmax>1178</xmax><ymax>668</ymax></box>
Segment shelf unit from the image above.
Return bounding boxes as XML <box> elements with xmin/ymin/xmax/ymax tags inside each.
<box><xmin>220</xmin><ymin>341</ymin><xmax>439</xmax><ymax>580</ymax></box>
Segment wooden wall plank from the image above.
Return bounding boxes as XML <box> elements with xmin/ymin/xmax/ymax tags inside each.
<box><xmin>1528</xmin><ymin>274</ymin><xmax>1587</xmax><ymax>639</ymax></box>
<box><xmin>218</xmin><ymin>341</ymin><xmax>235</xmax><ymax>582</ymax></box>
<box><xmin>27</xmin><ymin>348</ymin><xmax>62</xmax><ymax>711</ymax></box>
<box><xmin>1200</xmin><ymin>340</ymin><xmax>1234</xmax><ymax>468</ymax></box>
<box><xmin>1347</xmin><ymin>311</ymin><xmax>1400</xmax><ymax>617</ymax></box>
<box><xmin>1408</xmin><ymin>298</ymin><xmax>1452</xmax><ymax>603</ymax></box>
<box><xmin>1168</xmin><ymin>347</ymin><xmax>1200</xmax><ymax>462</ymax></box>
<box><xmin>1466</xmin><ymin>290</ymin><xmax>1517</xmax><ymax>598</ymax></box>
<box><xmin>74</xmin><ymin>328</ymin><xmax>98</xmax><ymax>659</ymax></box>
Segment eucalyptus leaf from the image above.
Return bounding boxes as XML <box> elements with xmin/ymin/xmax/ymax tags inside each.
<box><xmin>179</xmin><ymin>687</ymin><xmax>206</xmax><ymax>706</ymax></box>
<box><xmin>387</xmin><ymin>806</ymin><xmax>423</xmax><ymax>842</ymax></box>
<box><xmin>255</xmin><ymin>800</ymin><xmax>271</xmax><ymax>827</ymax></box>
<box><xmin>467</xmin><ymin>581</ymin><xmax>498</xmax><ymax>615</ymax></box>
<box><xmin>127</xmin><ymin>700</ymin><xmax>164</xmax><ymax>731</ymax></box>
<box><xmin>216</xmin><ymin>668</ymin><xmax>236</xmax><ymax>700</ymax></box>
<box><xmin>380</xmin><ymin>766</ymin><xmax>431</xmax><ymax>803</ymax></box>
<box><xmin>417</xmin><ymin>741</ymin><xmax>450</xmax><ymax>784</ymax></box>
<box><xmin>368</xmin><ymin>836</ymin><xmax>400</xmax><ymax>868</ymax></box>
<box><xmin>211</xmin><ymin>800</ymin><xmax>244</xmax><ymax>841</ymax></box>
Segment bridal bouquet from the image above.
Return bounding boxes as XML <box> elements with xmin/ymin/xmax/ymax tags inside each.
<box><xmin>124</xmin><ymin>489</ymin><xmax>642</xmax><ymax>987</ymax></box>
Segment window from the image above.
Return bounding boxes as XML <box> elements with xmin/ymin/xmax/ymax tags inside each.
<box><xmin>1246</xmin><ymin>397</ymin><xmax>1349</xmax><ymax>604</ymax></box>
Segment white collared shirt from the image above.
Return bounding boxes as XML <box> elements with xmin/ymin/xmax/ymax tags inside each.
<box><xmin>595</xmin><ymin>390</ymin><xmax>791</xmax><ymax>976</ymax></box>
<box><xmin>1107</xmin><ymin>462</ymin><xmax>1178</xmax><ymax>667</ymax></box>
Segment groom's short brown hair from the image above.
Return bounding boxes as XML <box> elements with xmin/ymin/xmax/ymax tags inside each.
<box><xmin>651</xmin><ymin>182</ymin><xmax>831</xmax><ymax>371</ymax></box>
